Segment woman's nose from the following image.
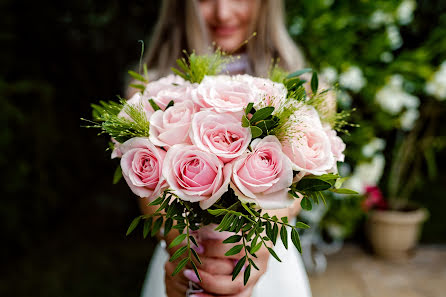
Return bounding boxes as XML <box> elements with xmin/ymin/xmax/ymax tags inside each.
<box><xmin>215</xmin><ymin>0</ymin><xmax>232</xmax><ymax>22</ymax></box>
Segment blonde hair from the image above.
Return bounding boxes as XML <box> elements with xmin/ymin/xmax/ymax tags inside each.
<box><xmin>142</xmin><ymin>0</ymin><xmax>305</xmax><ymax>79</ymax></box>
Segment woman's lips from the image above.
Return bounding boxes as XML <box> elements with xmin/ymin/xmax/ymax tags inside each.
<box><xmin>212</xmin><ymin>26</ymin><xmax>239</xmax><ymax>37</ymax></box>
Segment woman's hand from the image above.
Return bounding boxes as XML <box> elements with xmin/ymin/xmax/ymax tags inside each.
<box><xmin>178</xmin><ymin>238</ymin><xmax>270</xmax><ymax>297</ymax></box>
<box><xmin>164</xmin><ymin>230</ymin><xmax>235</xmax><ymax>297</ymax></box>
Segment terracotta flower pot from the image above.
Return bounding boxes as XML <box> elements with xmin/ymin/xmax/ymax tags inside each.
<box><xmin>366</xmin><ymin>208</ymin><xmax>428</xmax><ymax>261</ymax></box>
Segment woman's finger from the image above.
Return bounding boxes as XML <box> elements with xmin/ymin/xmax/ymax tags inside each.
<box><xmin>189</xmin><ymin>255</ymin><xmax>235</xmax><ymax>275</ymax></box>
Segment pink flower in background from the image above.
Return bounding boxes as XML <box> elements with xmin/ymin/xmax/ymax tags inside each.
<box><xmin>231</xmin><ymin>136</ymin><xmax>294</xmax><ymax>209</ymax></box>
<box><xmin>192</xmin><ymin>75</ymin><xmax>255</xmax><ymax>113</ymax></box>
<box><xmin>163</xmin><ymin>145</ymin><xmax>231</xmax><ymax>209</ymax></box>
<box><xmin>149</xmin><ymin>100</ymin><xmax>196</xmax><ymax>148</ymax></box>
<box><xmin>190</xmin><ymin>111</ymin><xmax>251</xmax><ymax>163</ymax></box>
<box><xmin>235</xmin><ymin>74</ymin><xmax>287</xmax><ymax>107</ymax></box>
<box><xmin>281</xmin><ymin>105</ymin><xmax>335</xmax><ymax>175</ymax></box>
<box><xmin>120</xmin><ymin>137</ymin><xmax>167</xmax><ymax>200</ymax></box>
<box><xmin>362</xmin><ymin>186</ymin><xmax>387</xmax><ymax>211</ymax></box>
<box><xmin>143</xmin><ymin>74</ymin><xmax>195</xmax><ymax>110</ymax></box>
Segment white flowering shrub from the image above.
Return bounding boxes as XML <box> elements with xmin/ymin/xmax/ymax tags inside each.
<box><xmin>286</xmin><ymin>0</ymin><xmax>446</xmax><ymax>239</ymax></box>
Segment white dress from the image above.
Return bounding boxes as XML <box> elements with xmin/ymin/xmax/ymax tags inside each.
<box><xmin>140</xmin><ymin>228</ymin><xmax>312</xmax><ymax>297</ymax></box>
<box><xmin>140</xmin><ymin>56</ymin><xmax>312</xmax><ymax>297</ymax></box>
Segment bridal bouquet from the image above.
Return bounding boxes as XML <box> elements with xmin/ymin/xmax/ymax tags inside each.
<box><xmin>84</xmin><ymin>52</ymin><xmax>355</xmax><ymax>284</ymax></box>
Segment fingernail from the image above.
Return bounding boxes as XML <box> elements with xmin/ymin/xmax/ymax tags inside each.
<box><xmin>184</xmin><ymin>269</ymin><xmax>200</xmax><ymax>283</ymax></box>
<box><xmin>195</xmin><ymin>244</ymin><xmax>204</xmax><ymax>254</ymax></box>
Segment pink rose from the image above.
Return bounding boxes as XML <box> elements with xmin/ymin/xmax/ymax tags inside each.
<box><xmin>231</xmin><ymin>136</ymin><xmax>294</xmax><ymax>209</ymax></box>
<box><xmin>120</xmin><ymin>137</ymin><xmax>167</xmax><ymax>200</ymax></box>
<box><xmin>118</xmin><ymin>92</ymin><xmax>153</xmax><ymax>121</ymax></box>
<box><xmin>235</xmin><ymin>74</ymin><xmax>287</xmax><ymax>108</ymax></box>
<box><xmin>324</xmin><ymin>124</ymin><xmax>346</xmax><ymax>162</ymax></box>
<box><xmin>111</xmin><ymin>138</ymin><xmax>122</xmax><ymax>159</ymax></box>
<box><xmin>281</xmin><ymin>105</ymin><xmax>335</xmax><ymax>176</ymax></box>
<box><xmin>190</xmin><ymin>111</ymin><xmax>251</xmax><ymax>163</ymax></box>
<box><xmin>163</xmin><ymin>144</ymin><xmax>231</xmax><ymax>209</ymax></box>
<box><xmin>149</xmin><ymin>100</ymin><xmax>196</xmax><ymax>148</ymax></box>
<box><xmin>192</xmin><ymin>75</ymin><xmax>255</xmax><ymax>113</ymax></box>
<box><xmin>143</xmin><ymin>75</ymin><xmax>195</xmax><ymax>110</ymax></box>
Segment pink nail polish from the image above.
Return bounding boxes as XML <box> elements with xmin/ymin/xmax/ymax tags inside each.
<box><xmin>184</xmin><ymin>269</ymin><xmax>200</xmax><ymax>283</ymax></box>
<box><xmin>195</xmin><ymin>244</ymin><xmax>204</xmax><ymax>254</ymax></box>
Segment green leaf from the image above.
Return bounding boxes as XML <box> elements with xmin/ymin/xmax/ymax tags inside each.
<box><xmin>129</xmin><ymin>83</ymin><xmax>146</xmax><ymax>92</ymax></box>
<box><xmin>169</xmin><ymin>234</ymin><xmax>187</xmax><ymax>249</ymax></box>
<box><xmin>223</xmin><ymin>235</ymin><xmax>243</xmax><ymax>244</ymax></box>
<box><xmin>265</xmin><ymin>221</ymin><xmax>273</xmax><ymax>241</ymax></box>
<box><xmin>190</xmin><ymin>236</ymin><xmax>199</xmax><ymax>248</ymax></box>
<box><xmin>280</xmin><ymin>225</ymin><xmax>288</xmax><ymax>249</ymax></box>
<box><xmin>311</xmin><ymin>71</ymin><xmax>319</xmax><ymax>94</ymax></box>
<box><xmin>286</xmin><ymin>68</ymin><xmax>312</xmax><ymax>79</ymax></box>
<box><xmin>148</xmin><ymin>98</ymin><xmax>161</xmax><ymax>111</ymax></box>
<box><xmin>244</xmin><ymin>264</ymin><xmax>251</xmax><ymax>285</ymax></box>
<box><xmin>250</xmin><ymin>126</ymin><xmax>263</xmax><ymax>138</ymax></box>
<box><xmin>172</xmin><ymin>258</ymin><xmax>189</xmax><ymax>276</ymax></box>
<box><xmin>149</xmin><ymin>197</ymin><xmax>163</xmax><ymax>206</ymax></box>
<box><xmin>232</xmin><ymin>256</ymin><xmax>246</xmax><ymax>280</ymax></box>
<box><xmin>267</xmin><ymin>247</ymin><xmax>282</xmax><ymax>262</ymax></box>
<box><xmin>250</xmin><ymin>107</ymin><xmax>274</xmax><ymax>124</ymax></box>
<box><xmin>281</xmin><ymin>217</ymin><xmax>289</xmax><ymax>224</ymax></box>
<box><xmin>295</xmin><ymin>178</ymin><xmax>332</xmax><ymax>191</ymax></box>
<box><xmin>241</xmin><ymin>202</ymin><xmax>257</xmax><ymax>217</ymax></box>
<box><xmin>164</xmin><ymin>218</ymin><xmax>173</xmax><ymax>237</ymax></box>
<box><xmin>169</xmin><ymin>246</ymin><xmax>187</xmax><ymax>262</ymax></box>
<box><xmin>248</xmin><ymin>258</ymin><xmax>259</xmax><ymax>270</ymax></box>
<box><xmin>329</xmin><ymin>188</ymin><xmax>358</xmax><ymax>194</ymax></box>
<box><xmin>143</xmin><ymin>64</ymin><xmax>149</xmax><ymax>80</ymax></box>
<box><xmin>225</xmin><ymin>244</ymin><xmax>243</xmax><ymax>256</ymax></box>
<box><xmin>272</xmin><ymin>223</ymin><xmax>279</xmax><ymax>245</ymax></box>
<box><xmin>191</xmin><ymin>248</ymin><xmax>202</xmax><ymax>264</ymax></box>
<box><xmin>128</xmin><ymin>70</ymin><xmax>148</xmax><ymax>83</ymax></box>
<box><xmin>301</xmin><ymin>197</ymin><xmax>312</xmax><ymax>211</ymax></box>
<box><xmin>242</xmin><ymin>115</ymin><xmax>250</xmax><ymax>127</ymax></box>
<box><xmin>335</xmin><ymin>177</ymin><xmax>348</xmax><ymax>189</ymax></box>
<box><xmin>191</xmin><ymin>261</ymin><xmax>202</xmax><ymax>282</ymax></box>
<box><xmin>245</xmin><ymin>102</ymin><xmax>254</xmax><ymax>115</ymax></box>
<box><xmin>165</xmin><ymin>100</ymin><xmax>175</xmax><ymax>110</ymax></box>
<box><xmin>291</xmin><ymin>228</ymin><xmax>302</xmax><ymax>253</ymax></box>
<box><xmin>126</xmin><ymin>216</ymin><xmax>141</xmax><ymax>236</ymax></box>
<box><xmin>151</xmin><ymin>217</ymin><xmax>163</xmax><ymax>237</ymax></box>
<box><xmin>113</xmin><ymin>165</ymin><xmax>122</xmax><ymax>184</ymax></box>
<box><xmin>295</xmin><ymin>222</ymin><xmax>311</xmax><ymax>229</ymax></box>
<box><xmin>207</xmin><ymin>208</ymin><xmax>226</xmax><ymax>216</ymax></box>
<box><xmin>143</xmin><ymin>218</ymin><xmax>152</xmax><ymax>239</ymax></box>
<box><xmin>250</xmin><ymin>241</ymin><xmax>262</xmax><ymax>254</ymax></box>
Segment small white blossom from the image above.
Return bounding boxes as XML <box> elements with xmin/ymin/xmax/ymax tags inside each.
<box><xmin>397</xmin><ymin>0</ymin><xmax>416</xmax><ymax>25</ymax></box>
<box><xmin>425</xmin><ymin>61</ymin><xmax>446</xmax><ymax>101</ymax></box>
<box><xmin>375</xmin><ymin>75</ymin><xmax>419</xmax><ymax>115</ymax></box>
<box><xmin>369</xmin><ymin>10</ymin><xmax>394</xmax><ymax>29</ymax></box>
<box><xmin>339</xmin><ymin>66</ymin><xmax>366</xmax><ymax>92</ymax></box>
<box><xmin>387</xmin><ymin>25</ymin><xmax>403</xmax><ymax>50</ymax></box>
<box><xmin>400</xmin><ymin>108</ymin><xmax>419</xmax><ymax>131</ymax></box>
<box><xmin>380</xmin><ymin>51</ymin><xmax>394</xmax><ymax>63</ymax></box>
<box><xmin>362</xmin><ymin>138</ymin><xmax>386</xmax><ymax>158</ymax></box>
<box><xmin>337</xmin><ymin>90</ymin><xmax>352</xmax><ymax>108</ymax></box>
<box><xmin>345</xmin><ymin>154</ymin><xmax>385</xmax><ymax>194</ymax></box>
<box><xmin>321</xmin><ymin>66</ymin><xmax>338</xmax><ymax>84</ymax></box>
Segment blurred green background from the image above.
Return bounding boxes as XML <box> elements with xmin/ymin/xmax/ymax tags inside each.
<box><xmin>1</xmin><ymin>0</ymin><xmax>445</xmax><ymax>296</ymax></box>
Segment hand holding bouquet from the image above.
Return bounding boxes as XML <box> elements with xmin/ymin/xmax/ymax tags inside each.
<box><xmin>84</xmin><ymin>51</ymin><xmax>356</xmax><ymax>284</ymax></box>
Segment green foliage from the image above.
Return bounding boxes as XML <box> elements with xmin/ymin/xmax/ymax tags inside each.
<box><xmin>172</xmin><ymin>50</ymin><xmax>227</xmax><ymax>83</ymax></box>
<box><xmin>82</xmin><ymin>98</ymin><xmax>150</xmax><ymax>143</ymax></box>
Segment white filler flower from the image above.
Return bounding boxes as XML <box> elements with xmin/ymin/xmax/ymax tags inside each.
<box><xmin>425</xmin><ymin>61</ymin><xmax>446</xmax><ymax>101</ymax></box>
<box><xmin>339</xmin><ymin>66</ymin><xmax>366</xmax><ymax>92</ymax></box>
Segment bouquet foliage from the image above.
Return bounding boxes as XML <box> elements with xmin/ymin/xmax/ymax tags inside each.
<box><xmin>83</xmin><ymin>51</ymin><xmax>355</xmax><ymax>284</ymax></box>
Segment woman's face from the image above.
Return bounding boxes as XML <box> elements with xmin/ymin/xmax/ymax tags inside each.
<box><xmin>198</xmin><ymin>0</ymin><xmax>258</xmax><ymax>53</ymax></box>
